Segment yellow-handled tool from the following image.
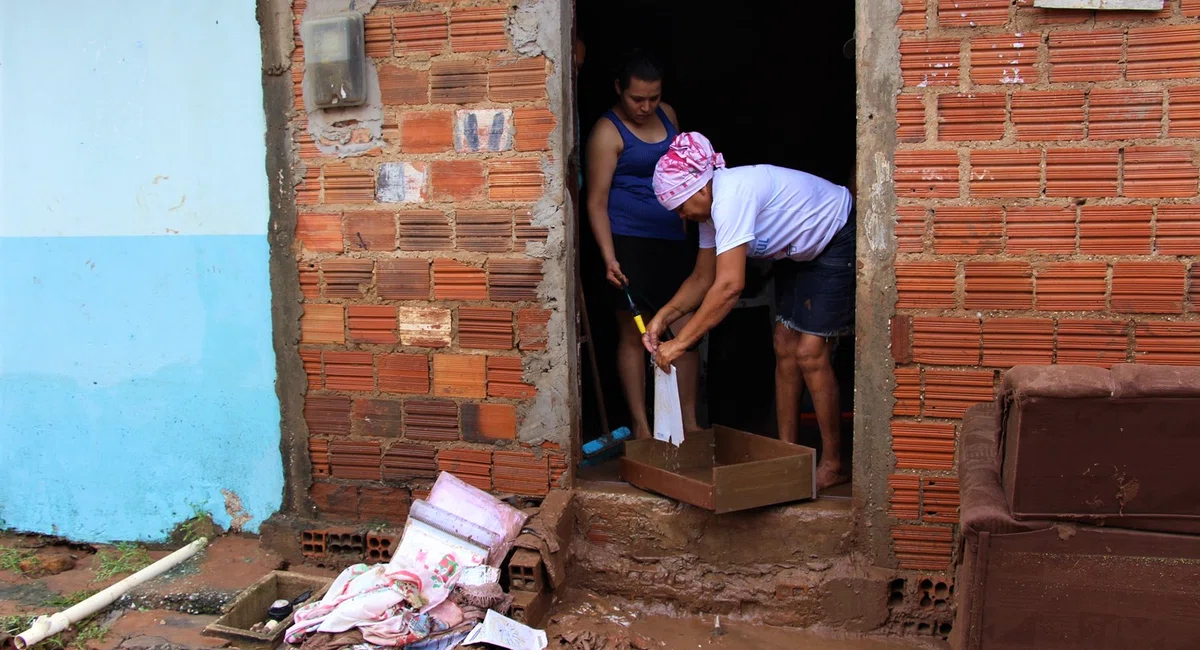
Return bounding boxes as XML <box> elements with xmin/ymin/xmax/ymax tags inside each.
<box><xmin>620</xmin><ymin>281</ymin><xmax>647</xmax><ymax>335</ymax></box>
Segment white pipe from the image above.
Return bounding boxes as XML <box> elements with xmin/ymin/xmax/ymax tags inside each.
<box><xmin>14</xmin><ymin>537</ymin><xmax>208</xmax><ymax>650</ymax></box>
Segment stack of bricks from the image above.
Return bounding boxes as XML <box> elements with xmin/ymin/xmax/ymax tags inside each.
<box><xmin>890</xmin><ymin>0</ymin><xmax>1200</xmax><ymax>571</ymax></box>
<box><xmin>291</xmin><ymin>0</ymin><xmax>568</xmax><ymax>524</ymax></box>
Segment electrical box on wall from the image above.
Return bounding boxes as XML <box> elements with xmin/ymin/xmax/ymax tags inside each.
<box><xmin>301</xmin><ymin>13</ymin><xmax>367</xmax><ymax>109</ymax></box>
<box><xmin>1033</xmin><ymin>0</ymin><xmax>1164</xmax><ymax>9</ymax></box>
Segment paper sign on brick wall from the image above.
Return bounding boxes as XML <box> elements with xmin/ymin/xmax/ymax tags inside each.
<box><xmin>455</xmin><ymin>109</ymin><xmax>514</xmax><ymax>153</ymax></box>
<box><xmin>1034</xmin><ymin>0</ymin><xmax>1163</xmax><ymax>9</ymax></box>
<box><xmin>377</xmin><ymin>162</ymin><xmax>429</xmax><ymax>203</ymax></box>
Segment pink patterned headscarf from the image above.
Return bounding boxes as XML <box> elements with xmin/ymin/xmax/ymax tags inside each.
<box><xmin>653</xmin><ymin>132</ymin><xmax>726</xmax><ymax>211</ymax></box>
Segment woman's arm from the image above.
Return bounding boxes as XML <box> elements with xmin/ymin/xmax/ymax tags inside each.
<box><xmin>585</xmin><ymin>119</ymin><xmax>625</xmax><ymax>286</ymax></box>
<box><xmin>669</xmin><ymin>244</ymin><xmax>746</xmax><ymax>350</ymax></box>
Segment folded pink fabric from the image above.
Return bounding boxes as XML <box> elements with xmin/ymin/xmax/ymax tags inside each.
<box><xmin>653</xmin><ymin>132</ymin><xmax>726</xmax><ymax>210</ymax></box>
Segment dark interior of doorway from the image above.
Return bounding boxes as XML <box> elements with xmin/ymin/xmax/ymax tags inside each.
<box><xmin>573</xmin><ymin>0</ymin><xmax>857</xmax><ymax>481</ymax></box>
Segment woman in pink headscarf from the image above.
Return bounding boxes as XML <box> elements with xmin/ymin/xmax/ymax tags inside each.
<box><xmin>645</xmin><ymin>132</ymin><xmax>856</xmax><ymax>490</ymax></box>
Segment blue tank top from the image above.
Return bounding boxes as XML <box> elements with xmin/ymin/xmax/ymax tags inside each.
<box><xmin>604</xmin><ymin>106</ymin><xmax>684</xmax><ymax>241</ymax></box>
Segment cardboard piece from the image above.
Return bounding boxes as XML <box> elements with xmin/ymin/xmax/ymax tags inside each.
<box><xmin>462</xmin><ymin>609</ymin><xmax>548</xmax><ymax>650</ymax></box>
<box><xmin>621</xmin><ymin>426</ymin><xmax>816</xmax><ymax>514</ymax></box>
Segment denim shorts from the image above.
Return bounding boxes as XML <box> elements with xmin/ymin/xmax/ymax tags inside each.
<box><xmin>773</xmin><ymin>214</ymin><xmax>856</xmax><ymax>338</ymax></box>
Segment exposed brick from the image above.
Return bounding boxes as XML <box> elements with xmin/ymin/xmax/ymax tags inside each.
<box><xmin>1049</xmin><ymin>30</ymin><xmax>1124</xmax><ymax>83</ymax></box>
<box><xmin>924</xmin><ymin>369</ymin><xmax>994</xmax><ymax>419</ymax></box>
<box><xmin>964</xmin><ymin>262</ymin><xmax>1033</xmax><ymax>310</ymax></box>
<box><xmin>489</xmin><ymin>159</ymin><xmax>545</xmax><ymax>202</ymax></box>
<box><xmin>300</xmin><ymin>261</ymin><xmax>320</xmax><ymax>298</ymax></box>
<box><xmin>383</xmin><ymin>442</ymin><xmax>438</xmax><ymax>481</ymax></box>
<box><xmin>344</xmin><ymin>211</ymin><xmax>396</xmax><ymax>251</ymax></box>
<box><xmin>514</xmin><ymin>107</ymin><xmax>557</xmax><ymax>152</ymax></box>
<box><xmin>899</xmin><ymin>38</ymin><xmax>960</xmax><ymax>87</ymax></box>
<box><xmin>488</xmin><ymin>258</ymin><xmax>543</xmax><ymax>301</ymax></box>
<box><xmin>449</xmin><ymin>6</ymin><xmax>508</xmax><ymax>52</ymax></box>
<box><xmin>1079</xmin><ymin>205</ymin><xmax>1153</xmax><ymax>255</ymax></box>
<box><xmin>1112</xmin><ymin>262</ymin><xmax>1186</xmax><ymax>314</ymax></box>
<box><xmin>378</xmin><ymin>353</ymin><xmax>430</xmax><ymax>394</ymax></box>
<box><xmin>462</xmin><ymin>402</ymin><xmax>518</xmax><ymax>442</ymax></box>
<box><xmin>323</xmin><ymin>351</ymin><xmax>374</xmax><ymax>392</ymax></box>
<box><xmin>897</xmin><ymin>95</ymin><xmax>927</xmax><ymax>143</ymax></box>
<box><xmin>894</xmin><ymin>150</ymin><xmax>960</xmax><ymax>198</ymax></box>
<box><xmin>404</xmin><ymin>398</ymin><xmax>460</xmax><ymax>441</ymax></box>
<box><xmin>1192</xmin><ymin>265</ymin><xmax>1200</xmax><ymax>313</ymax></box>
<box><xmin>489</xmin><ymin>57</ymin><xmax>548</xmax><ymax>102</ymax></box>
<box><xmin>891</xmin><ymin>315</ymin><xmax>914</xmax><ymax>364</ymax></box>
<box><xmin>517</xmin><ymin>308</ymin><xmax>551</xmax><ymax>350</ymax></box>
<box><xmin>297</xmin><ymin>168</ymin><xmax>320</xmax><ymax>205</ymax></box>
<box><xmin>493</xmin><ymin>450</ymin><xmax>550</xmax><ymax>496</ymax></box>
<box><xmin>1127</xmin><ymin>25</ymin><xmax>1200</xmax><ymax>81</ymax></box>
<box><xmin>323</xmin><ymin>163</ymin><xmax>375</xmax><ymax>204</ymax></box>
<box><xmin>321</xmin><ymin>258</ymin><xmax>373</xmax><ymax>298</ymax></box>
<box><xmin>1005</xmin><ymin>206</ymin><xmax>1076</xmax><ymax>254</ymax></box>
<box><xmin>892</xmin><ymin>525</ymin><xmax>954</xmax><ymax>571</ymax></box>
<box><xmin>893</xmin><ymin>366</ymin><xmax>921</xmax><ymax>417</ymax></box>
<box><xmin>932</xmin><ymin>206</ymin><xmax>1002</xmax><ymax>254</ymax></box>
<box><xmin>393</xmin><ymin>12</ymin><xmax>449</xmax><ymax>55</ymax></box>
<box><xmin>1057</xmin><ymin>319</ymin><xmax>1128</xmax><ymax>368</ymax></box>
<box><xmin>938</xmin><ymin>0</ymin><xmax>1008</xmax><ymax>27</ymax></box>
<box><xmin>1169</xmin><ymin>86</ymin><xmax>1200</xmax><ymax>137</ymax></box>
<box><xmin>896</xmin><ymin>206</ymin><xmax>928</xmax><ymax>253</ymax></box>
<box><xmin>454</xmin><ymin>108</ymin><xmax>514</xmax><ymax>153</ymax></box>
<box><xmin>402</xmin><ymin>110</ymin><xmax>454</xmax><ymax>153</ymax></box>
<box><xmin>330</xmin><ymin>438</ymin><xmax>382</xmax><ymax>481</ymax></box>
<box><xmin>1011</xmin><ymin>90</ymin><xmax>1086</xmax><ymax>142</ymax></box>
<box><xmin>912</xmin><ymin>317</ymin><xmax>981</xmax><ymax>366</ymax></box>
<box><xmin>309</xmin><ymin>437</ymin><xmax>330</xmax><ymax>477</ymax></box>
<box><xmin>304</xmin><ymin>395</ymin><xmax>351</xmax><ymax>437</ymax></box>
<box><xmin>301</xmin><ymin>303</ymin><xmax>345</xmax><ymax>344</ymax></box>
<box><xmin>1135</xmin><ymin>321</ymin><xmax>1200</xmax><ymax>366</ymax></box>
<box><xmin>310</xmin><ymin>483</ymin><xmax>358</xmax><ymax>520</ymax></box>
<box><xmin>896</xmin><ymin>261</ymin><xmax>958</xmax><ymax>310</ymax></box>
<box><xmin>514</xmin><ymin>209</ymin><xmax>549</xmax><ymax>246</ymax></box>
<box><xmin>348</xmin><ymin>305</ymin><xmax>398</xmax><ymax>344</ymax></box>
<box><xmin>363</xmin><ymin>13</ymin><xmax>392</xmax><ymax>58</ymax></box>
<box><xmin>430</xmin><ymin>60</ymin><xmax>487</xmax><ymax>103</ymax></box>
<box><xmin>438</xmin><ymin>448</ymin><xmax>492</xmax><ymax>490</ymax></box>
<box><xmin>1035</xmin><ymin>262</ymin><xmax>1107</xmax><ymax>312</ymax></box>
<box><xmin>376</xmin><ymin>162</ymin><xmax>429</xmax><ymax>204</ymax></box>
<box><xmin>397</xmin><ymin>210</ymin><xmax>453</xmax><ymax>250</ymax></box>
<box><xmin>1045</xmin><ymin>148</ymin><xmax>1119</xmax><ymax>197</ymax></box>
<box><xmin>970</xmin><ymin>34</ymin><xmax>1038</xmax><ymax>85</ymax></box>
<box><xmin>898</xmin><ymin>0</ymin><xmax>927</xmax><ymax>31</ymax></box>
<box><xmin>921</xmin><ymin>477</ymin><xmax>961</xmax><ymax>524</ymax></box>
<box><xmin>938</xmin><ymin>93</ymin><xmax>1006</xmax><ymax>141</ymax></box>
<box><xmin>377</xmin><ymin>259</ymin><xmax>430</xmax><ymax>301</ymax></box>
<box><xmin>457</xmin><ymin>209</ymin><xmax>513</xmax><ymax>252</ymax></box>
<box><xmin>300</xmin><ymin>348</ymin><xmax>323</xmax><ymax>391</ymax></box>
<box><xmin>1088</xmin><ymin>89</ymin><xmax>1164</xmax><ymax>141</ymax></box>
<box><xmin>889</xmin><ymin>474</ymin><xmax>921</xmax><ymax>521</ymax></box>
<box><xmin>353</xmin><ymin>398</ymin><xmax>404</xmax><ymax>438</ymax></box>
<box><xmin>396</xmin><ymin>306</ymin><xmax>452</xmax><ymax>348</ymax></box>
<box><xmin>1123</xmin><ymin>147</ymin><xmax>1199</xmax><ymax>198</ymax></box>
<box><xmin>359</xmin><ymin>485</ymin><xmax>409</xmax><ymax>525</ymax></box>
<box><xmin>969</xmin><ymin>149</ymin><xmax>1041</xmax><ymax>198</ymax></box>
<box><xmin>1156</xmin><ymin>204</ymin><xmax>1200</xmax><ymax>256</ymax></box>
<box><xmin>488</xmin><ymin>356</ymin><xmax>537</xmax><ymax>399</ymax></box>
<box><xmin>379</xmin><ymin>66</ymin><xmax>430</xmax><ymax>105</ymax></box>
<box><xmin>1187</xmin><ymin>0</ymin><xmax>1200</xmax><ymax>17</ymax></box>
<box><xmin>982</xmin><ymin>318</ymin><xmax>1054</xmax><ymax>367</ymax></box>
<box><xmin>297</xmin><ymin>211</ymin><xmax>343</xmax><ymax>253</ymax></box>
<box><xmin>430</xmin><ymin>160</ymin><xmax>487</xmax><ymax>202</ymax></box>
<box><xmin>433</xmin><ymin>354</ymin><xmax>487</xmax><ymax>398</ymax></box>
<box><xmin>432</xmin><ymin>259</ymin><xmax>487</xmax><ymax>300</ymax></box>
<box><xmin>892</xmin><ymin>421</ymin><xmax>957</xmax><ymax>470</ymax></box>
<box><xmin>459</xmin><ymin>307</ymin><xmax>514</xmax><ymax>349</ymax></box>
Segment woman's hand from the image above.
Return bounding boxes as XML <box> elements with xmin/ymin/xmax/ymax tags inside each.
<box><xmin>653</xmin><ymin>339</ymin><xmax>685</xmax><ymax>373</ymax></box>
<box><xmin>642</xmin><ymin>315</ymin><xmax>669</xmax><ymax>353</ymax></box>
<box><xmin>605</xmin><ymin>258</ymin><xmax>627</xmax><ymax>288</ymax></box>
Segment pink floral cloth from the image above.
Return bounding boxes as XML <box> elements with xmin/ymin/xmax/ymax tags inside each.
<box><xmin>652</xmin><ymin>132</ymin><xmax>726</xmax><ymax>210</ymax></box>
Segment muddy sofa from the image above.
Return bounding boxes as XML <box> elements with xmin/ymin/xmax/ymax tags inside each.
<box><xmin>952</xmin><ymin>364</ymin><xmax>1200</xmax><ymax>650</ymax></box>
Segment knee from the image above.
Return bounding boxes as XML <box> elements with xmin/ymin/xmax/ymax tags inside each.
<box><xmin>795</xmin><ymin>338</ymin><xmax>830</xmax><ymax>373</ymax></box>
<box><xmin>773</xmin><ymin>325</ymin><xmax>799</xmax><ymax>360</ymax></box>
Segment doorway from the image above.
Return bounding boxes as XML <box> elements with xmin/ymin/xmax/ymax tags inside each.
<box><xmin>572</xmin><ymin>1</ymin><xmax>858</xmax><ymax>487</ymax></box>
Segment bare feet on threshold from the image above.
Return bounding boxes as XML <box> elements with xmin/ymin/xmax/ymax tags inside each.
<box><xmin>816</xmin><ymin>457</ymin><xmax>849</xmax><ymax>491</ymax></box>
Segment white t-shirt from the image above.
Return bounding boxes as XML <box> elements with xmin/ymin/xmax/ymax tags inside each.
<box><xmin>699</xmin><ymin>165</ymin><xmax>852</xmax><ymax>262</ymax></box>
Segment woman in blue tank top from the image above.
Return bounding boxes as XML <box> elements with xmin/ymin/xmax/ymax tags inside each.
<box><xmin>585</xmin><ymin>50</ymin><xmax>699</xmax><ymax>440</ymax></box>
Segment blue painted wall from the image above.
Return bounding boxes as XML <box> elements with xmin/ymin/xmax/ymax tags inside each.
<box><xmin>0</xmin><ymin>1</ymin><xmax>283</xmax><ymax>541</ymax></box>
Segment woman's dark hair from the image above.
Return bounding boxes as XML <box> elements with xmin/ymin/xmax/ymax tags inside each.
<box><xmin>616</xmin><ymin>48</ymin><xmax>664</xmax><ymax>91</ymax></box>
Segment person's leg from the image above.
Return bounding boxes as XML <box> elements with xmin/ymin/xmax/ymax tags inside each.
<box><xmin>795</xmin><ymin>334</ymin><xmax>847</xmax><ymax>489</ymax></box>
<box><xmin>773</xmin><ymin>322</ymin><xmax>805</xmax><ymax>445</ymax></box>
<box><xmin>614</xmin><ymin>310</ymin><xmax>652</xmax><ymax>439</ymax></box>
<box><xmin>668</xmin><ymin>314</ymin><xmax>701</xmax><ymax>432</ymax></box>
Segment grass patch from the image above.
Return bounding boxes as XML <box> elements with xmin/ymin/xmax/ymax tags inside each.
<box><xmin>42</xmin><ymin>590</ymin><xmax>95</xmax><ymax>609</ymax></box>
<box><xmin>95</xmin><ymin>543</ymin><xmax>151</xmax><ymax>581</ymax></box>
<box><xmin>71</xmin><ymin>620</ymin><xmax>108</xmax><ymax>648</ymax></box>
<box><xmin>0</xmin><ymin>545</ymin><xmax>39</xmax><ymax>575</ymax></box>
<box><xmin>1</xmin><ymin>614</ymin><xmax>35</xmax><ymax>637</ymax></box>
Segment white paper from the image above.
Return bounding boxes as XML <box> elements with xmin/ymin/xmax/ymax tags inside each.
<box><xmin>653</xmin><ymin>364</ymin><xmax>685</xmax><ymax>447</ymax></box>
<box><xmin>462</xmin><ymin>610</ymin><xmax>547</xmax><ymax>650</ymax></box>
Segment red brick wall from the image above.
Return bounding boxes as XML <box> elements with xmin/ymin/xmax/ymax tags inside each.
<box><xmin>890</xmin><ymin>0</ymin><xmax>1200</xmax><ymax>571</ymax></box>
<box><xmin>289</xmin><ymin>0</ymin><xmax>568</xmax><ymax>524</ymax></box>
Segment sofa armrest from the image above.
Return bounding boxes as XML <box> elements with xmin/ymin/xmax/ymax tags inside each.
<box><xmin>959</xmin><ymin>403</ymin><xmax>1049</xmax><ymax>540</ymax></box>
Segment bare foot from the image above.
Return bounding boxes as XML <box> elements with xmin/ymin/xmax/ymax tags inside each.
<box><xmin>633</xmin><ymin>424</ymin><xmax>653</xmax><ymax>440</ymax></box>
<box><xmin>816</xmin><ymin>459</ymin><xmax>849</xmax><ymax>490</ymax></box>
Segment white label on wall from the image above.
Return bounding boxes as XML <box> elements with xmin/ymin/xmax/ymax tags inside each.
<box><xmin>1034</xmin><ymin>0</ymin><xmax>1164</xmax><ymax>9</ymax></box>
